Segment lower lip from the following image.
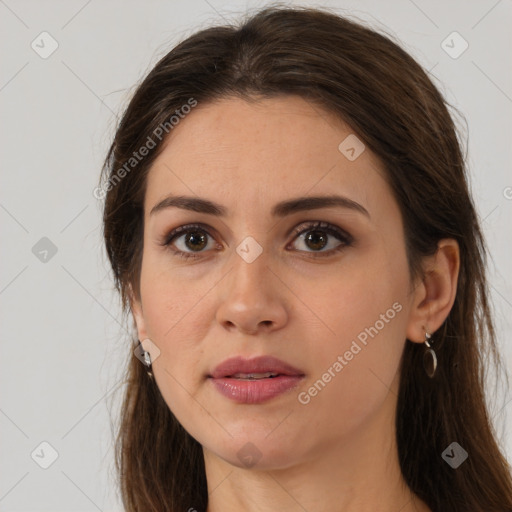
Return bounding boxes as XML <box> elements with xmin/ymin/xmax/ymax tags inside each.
<box><xmin>209</xmin><ymin>375</ymin><xmax>304</xmax><ymax>404</ymax></box>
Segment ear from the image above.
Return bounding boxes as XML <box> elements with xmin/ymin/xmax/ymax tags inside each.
<box><xmin>128</xmin><ymin>283</ymin><xmax>149</xmax><ymax>341</ymax></box>
<box><xmin>406</xmin><ymin>239</ymin><xmax>460</xmax><ymax>343</ymax></box>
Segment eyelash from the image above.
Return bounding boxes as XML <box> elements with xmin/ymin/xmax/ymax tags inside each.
<box><xmin>160</xmin><ymin>221</ymin><xmax>353</xmax><ymax>260</ymax></box>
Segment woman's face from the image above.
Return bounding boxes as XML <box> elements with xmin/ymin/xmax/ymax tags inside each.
<box><xmin>131</xmin><ymin>95</ymin><xmax>421</xmax><ymax>469</ymax></box>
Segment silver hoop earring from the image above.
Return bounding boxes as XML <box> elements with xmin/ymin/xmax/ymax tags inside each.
<box><xmin>423</xmin><ymin>331</ymin><xmax>437</xmax><ymax>378</ymax></box>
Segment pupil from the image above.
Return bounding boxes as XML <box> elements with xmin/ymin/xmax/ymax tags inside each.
<box><xmin>186</xmin><ymin>232</ymin><xmax>207</xmax><ymax>251</ymax></box>
<box><xmin>306</xmin><ymin>230</ymin><xmax>327</xmax><ymax>250</ymax></box>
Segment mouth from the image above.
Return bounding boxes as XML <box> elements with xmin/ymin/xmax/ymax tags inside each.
<box><xmin>209</xmin><ymin>355</ymin><xmax>305</xmax><ymax>379</ymax></box>
<box><xmin>208</xmin><ymin>355</ymin><xmax>305</xmax><ymax>404</ymax></box>
<box><xmin>224</xmin><ymin>371</ymin><xmax>282</xmax><ymax>380</ymax></box>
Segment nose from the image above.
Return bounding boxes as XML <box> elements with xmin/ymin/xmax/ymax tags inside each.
<box><xmin>215</xmin><ymin>247</ymin><xmax>289</xmax><ymax>335</ymax></box>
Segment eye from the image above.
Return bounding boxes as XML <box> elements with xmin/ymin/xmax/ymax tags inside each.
<box><xmin>288</xmin><ymin>221</ymin><xmax>353</xmax><ymax>257</ymax></box>
<box><xmin>161</xmin><ymin>223</ymin><xmax>218</xmax><ymax>260</ymax></box>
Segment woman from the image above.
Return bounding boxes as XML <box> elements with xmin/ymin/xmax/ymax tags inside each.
<box><xmin>100</xmin><ymin>5</ymin><xmax>512</xmax><ymax>511</ymax></box>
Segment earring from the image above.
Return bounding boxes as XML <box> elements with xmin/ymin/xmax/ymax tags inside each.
<box><xmin>423</xmin><ymin>330</ymin><xmax>437</xmax><ymax>378</ymax></box>
<box><xmin>138</xmin><ymin>339</ymin><xmax>154</xmax><ymax>379</ymax></box>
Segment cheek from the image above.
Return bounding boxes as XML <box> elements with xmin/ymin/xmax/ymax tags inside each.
<box><xmin>137</xmin><ymin>264</ymin><xmax>205</xmax><ymax>374</ymax></box>
<box><xmin>300</xmin><ymin>245</ymin><xmax>408</xmax><ymax>346</ymax></box>
<box><xmin>139</xmin><ymin>249</ymin><xmax>214</xmax><ymax>337</ymax></box>
<box><xmin>295</xmin><ymin>299</ymin><xmax>407</xmax><ymax>445</ymax></box>
<box><xmin>141</xmin><ymin>278</ymin><xmax>210</xmax><ymax>418</ymax></box>
<box><xmin>300</xmin><ymin>249</ymin><xmax>409</xmax><ymax>407</ymax></box>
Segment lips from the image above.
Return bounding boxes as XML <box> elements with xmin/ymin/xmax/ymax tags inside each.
<box><xmin>208</xmin><ymin>355</ymin><xmax>305</xmax><ymax>404</ymax></box>
<box><xmin>209</xmin><ymin>355</ymin><xmax>305</xmax><ymax>379</ymax></box>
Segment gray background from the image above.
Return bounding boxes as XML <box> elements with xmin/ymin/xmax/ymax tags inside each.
<box><xmin>1</xmin><ymin>0</ymin><xmax>511</xmax><ymax>510</ymax></box>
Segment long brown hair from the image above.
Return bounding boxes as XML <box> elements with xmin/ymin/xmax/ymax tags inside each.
<box><xmin>100</xmin><ymin>5</ymin><xmax>512</xmax><ymax>511</ymax></box>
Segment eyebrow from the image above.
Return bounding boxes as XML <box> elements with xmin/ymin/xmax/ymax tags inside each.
<box><xmin>149</xmin><ymin>194</ymin><xmax>370</xmax><ymax>219</ymax></box>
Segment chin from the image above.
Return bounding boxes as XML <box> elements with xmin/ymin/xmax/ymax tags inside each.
<box><xmin>207</xmin><ymin>435</ymin><xmax>304</xmax><ymax>472</ymax></box>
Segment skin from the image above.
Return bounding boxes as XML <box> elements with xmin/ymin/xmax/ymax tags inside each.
<box><xmin>130</xmin><ymin>95</ymin><xmax>459</xmax><ymax>512</ymax></box>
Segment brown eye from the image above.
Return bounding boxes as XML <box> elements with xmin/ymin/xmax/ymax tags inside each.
<box><xmin>182</xmin><ymin>231</ymin><xmax>208</xmax><ymax>252</ymax></box>
<box><xmin>303</xmin><ymin>230</ymin><xmax>329</xmax><ymax>251</ymax></box>
<box><xmin>290</xmin><ymin>221</ymin><xmax>352</xmax><ymax>256</ymax></box>
<box><xmin>162</xmin><ymin>223</ymin><xmax>217</xmax><ymax>260</ymax></box>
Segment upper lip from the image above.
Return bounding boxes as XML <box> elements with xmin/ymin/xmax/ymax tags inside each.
<box><xmin>209</xmin><ymin>355</ymin><xmax>305</xmax><ymax>378</ymax></box>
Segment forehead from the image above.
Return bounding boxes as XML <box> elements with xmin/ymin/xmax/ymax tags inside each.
<box><xmin>144</xmin><ymin>95</ymin><xmax>391</xmax><ymax>218</ymax></box>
